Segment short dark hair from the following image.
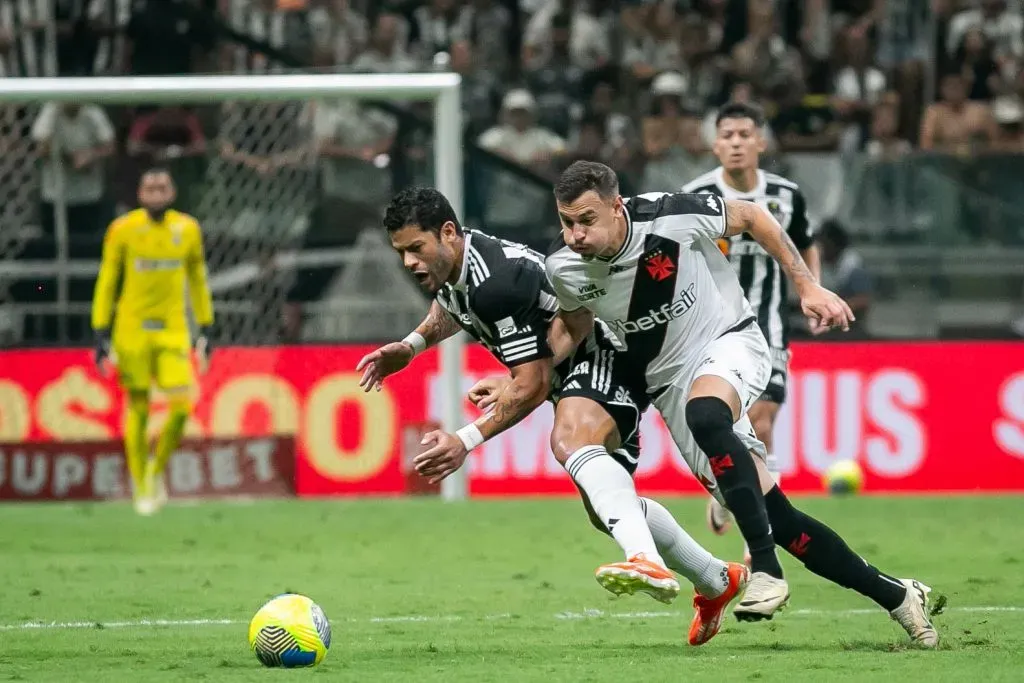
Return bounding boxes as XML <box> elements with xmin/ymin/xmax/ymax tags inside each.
<box><xmin>383</xmin><ymin>187</ymin><xmax>462</xmax><ymax>235</ymax></box>
<box><xmin>140</xmin><ymin>167</ymin><xmax>173</xmax><ymax>183</ymax></box>
<box><xmin>716</xmin><ymin>101</ymin><xmax>766</xmax><ymax>128</ymax></box>
<box><xmin>554</xmin><ymin>160</ymin><xmax>619</xmax><ymax>204</ymax></box>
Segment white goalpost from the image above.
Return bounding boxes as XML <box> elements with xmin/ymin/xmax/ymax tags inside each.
<box><xmin>0</xmin><ymin>73</ymin><xmax>468</xmax><ymax>502</ymax></box>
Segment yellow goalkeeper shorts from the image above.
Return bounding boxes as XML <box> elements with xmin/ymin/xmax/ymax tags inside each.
<box><xmin>114</xmin><ymin>335</ymin><xmax>194</xmax><ymax>392</ymax></box>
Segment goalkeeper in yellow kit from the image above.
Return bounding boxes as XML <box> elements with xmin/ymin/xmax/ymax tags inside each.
<box><xmin>91</xmin><ymin>168</ymin><xmax>214</xmax><ymax>516</ymax></box>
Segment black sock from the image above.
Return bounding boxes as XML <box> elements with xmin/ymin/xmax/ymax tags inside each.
<box><xmin>763</xmin><ymin>485</ymin><xmax>907</xmax><ymax>611</ymax></box>
<box><xmin>686</xmin><ymin>397</ymin><xmax>784</xmax><ymax>579</ymax></box>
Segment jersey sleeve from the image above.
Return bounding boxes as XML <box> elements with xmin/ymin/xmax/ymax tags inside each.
<box><xmin>91</xmin><ymin>219</ymin><xmax>125</xmax><ymax>330</ymax></box>
<box><xmin>185</xmin><ymin>219</ymin><xmax>214</xmax><ymax>327</ymax></box>
<box><xmin>632</xmin><ymin>192</ymin><xmax>727</xmax><ymax>242</ymax></box>
<box><xmin>544</xmin><ymin>254</ymin><xmax>583</xmax><ymax>313</ymax></box>
<box><xmin>470</xmin><ymin>264</ymin><xmax>553</xmax><ymax>368</ymax></box>
<box><xmin>787</xmin><ymin>190</ymin><xmax>813</xmax><ymax>250</ymax></box>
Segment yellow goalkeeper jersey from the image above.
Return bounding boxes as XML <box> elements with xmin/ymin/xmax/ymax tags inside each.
<box><xmin>91</xmin><ymin>208</ymin><xmax>213</xmax><ymax>343</ymax></box>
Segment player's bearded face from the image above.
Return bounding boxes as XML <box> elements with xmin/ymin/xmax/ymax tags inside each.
<box><xmin>713</xmin><ymin>117</ymin><xmax>765</xmax><ymax>171</ymax></box>
<box><xmin>557</xmin><ymin>192</ymin><xmax>623</xmax><ymax>259</ymax></box>
<box><xmin>390</xmin><ymin>224</ymin><xmax>457</xmax><ymax>295</ymax></box>
<box><xmin>138</xmin><ymin>173</ymin><xmax>176</xmax><ymax>220</ymax></box>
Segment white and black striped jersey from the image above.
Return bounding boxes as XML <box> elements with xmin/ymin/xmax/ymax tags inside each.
<box><xmin>681</xmin><ymin>168</ymin><xmax>812</xmax><ymax>349</ymax></box>
<box><xmin>436</xmin><ymin>229</ymin><xmax>622</xmax><ymax>385</ymax></box>
<box><xmin>546</xmin><ymin>192</ymin><xmax>757</xmax><ymax>394</ymax></box>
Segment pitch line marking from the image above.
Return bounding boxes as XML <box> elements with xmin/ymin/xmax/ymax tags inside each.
<box><xmin>1</xmin><ymin>606</ymin><xmax>1020</xmax><ymax>631</ymax></box>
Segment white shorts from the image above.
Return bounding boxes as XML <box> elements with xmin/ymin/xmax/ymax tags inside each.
<box><xmin>651</xmin><ymin>322</ymin><xmax>770</xmax><ymax>504</ymax></box>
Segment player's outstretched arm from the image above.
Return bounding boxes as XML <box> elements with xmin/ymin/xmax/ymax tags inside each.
<box><xmin>413</xmin><ymin>358</ymin><xmax>552</xmax><ymax>484</ymax></box>
<box><xmin>724</xmin><ymin>199</ymin><xmax>854</xmax><ymax>332</ymax></box>
<box><xmin>91</xmin><ymin>219</ymin><xmax>125</xmax><ymax>371</ymax></box>
<box><xmin>548</xmin><ymin>307</ymin><xmax>594</xmax><ymax>366</ymax></box>
<box><xmin>356</xmin><ymin>301</ymin><xmax>460</xmax><ymax>392</ymax></box>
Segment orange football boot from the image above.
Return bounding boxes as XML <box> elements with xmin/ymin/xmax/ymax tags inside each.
<box><xmin>595</xmin><ymin>553</ymin><xmax>680</xmax><ymax>604</ymax></box>
<box><xmin>688</xmin><ymin>562</ymin><xmax>750</xmax><ymax>646</ymax></box>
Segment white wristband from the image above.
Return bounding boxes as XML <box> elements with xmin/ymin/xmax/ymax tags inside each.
<box><xmin>455</xmin><ymin>423</ymin><xmax>485</xmax><ymax>452</ymax></box>
<box><xmin>402</xmin><ymin>332</ymin><xmax>427</xmax><ymax>356</ymax></box>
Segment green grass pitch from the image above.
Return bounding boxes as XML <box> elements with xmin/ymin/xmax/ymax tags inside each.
<box><xmin>1</xmin><ymin>495</ymin><xmax>1022</xmax><ymax>681</ymax></box>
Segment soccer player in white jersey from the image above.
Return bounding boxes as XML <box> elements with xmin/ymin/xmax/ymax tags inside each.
<box><xmin>682</xmin><ymin>101</ymin><xmax>820</xmax><ymax>554</ymax></box>
<box><xmin>545</xmin><ymin>161</ymin><xmax>938</xmax><ymax>647</ymax></box>
<box><xmin>357</xmin><ymin>187</ymin><xmax>749</xmax><ymax>646</ymax></box>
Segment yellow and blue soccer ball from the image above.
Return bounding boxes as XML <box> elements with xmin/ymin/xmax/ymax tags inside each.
<box><xmin>823</xmin><ymin>460</ymin><xmax>864</xmax><ymax>495</ymax></box>
<box><xmin>248</xmin><ymin>594</ymin><xmax>331</xmax><ymax>668</ymax></box>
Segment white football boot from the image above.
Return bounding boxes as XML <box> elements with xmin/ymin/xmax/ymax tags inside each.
<box><xmin>890</xmin><ymin>579</ymin><xmax>939</xmax><ymax>648</ymax></box>
<box><xmin>733</xmin><ymin>571</ymin><xmax>790</xmax><ymax>621</ymax></box>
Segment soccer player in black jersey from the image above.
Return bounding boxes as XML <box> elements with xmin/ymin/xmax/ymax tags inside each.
<box><xmin>357</xmin><ymin>187</ymin><xmax>749</xmax><ymax>646</ymax></box>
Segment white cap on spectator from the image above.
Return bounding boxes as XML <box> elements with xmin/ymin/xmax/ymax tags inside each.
<box><xmin>651</xmin><ymin>71</ymin><xmax>688</xmax><ymax>97</ymax></box>
<box><xmin>993</xmin><ymin>97</ymin><xmax>1023</xmax><ymax>124</ymax></box>
<box><xmin>503</xmin><ymin>89</ymin><xmax>537</xmax><ymax>112</ymax></box>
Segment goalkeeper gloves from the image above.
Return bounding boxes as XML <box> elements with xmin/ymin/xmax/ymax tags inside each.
<box><xmin>94</xmin><ymin>329</ymin><xmax>111</xmax><ymax>373</ymax></box>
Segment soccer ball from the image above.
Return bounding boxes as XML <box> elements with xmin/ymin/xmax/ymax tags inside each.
<box><xmin>248</xmin><ymin>594</ymin><xmax>331</xmax><ymax>668</ymax></box>
<box><xmin>823</xmin><ymin>460</ymin><xmax>864</xmax><ymax>495</ymax></box>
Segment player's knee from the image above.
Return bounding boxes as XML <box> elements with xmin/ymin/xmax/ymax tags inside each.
<box><xmin>550</xmin><ymin>398</ymin><xmax>618</xmax><ymax>466</ymax></box>
<box><xmin>685</xmin><ymin>396</ymin><xmax>734</xmax><ymax>442</ymax></box>
<box><xmin>751</xmin><ymin>414</ymin><xmax>773</xmax><ymax>445</ymax></box>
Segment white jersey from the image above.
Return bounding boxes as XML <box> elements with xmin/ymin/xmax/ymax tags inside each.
<box><xmin>682</xmin><ymin>167</ymin><xmax>812</xmax><ymax>349</ymax></box>
<box><xmin>546</xmin><ymin>192</ymin><xmax>756</xmax><ymax>394</ymax></box>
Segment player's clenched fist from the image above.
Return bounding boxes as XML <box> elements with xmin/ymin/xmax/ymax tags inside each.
<box><xmin>355</xmin><ymin>341</ymin><xmax>415</xmax><ymax>392</ymax></box>
<box><xmin>798</xmin><ymin>282</ymin><xmax>855</xmax><ymax>333</ymax></box>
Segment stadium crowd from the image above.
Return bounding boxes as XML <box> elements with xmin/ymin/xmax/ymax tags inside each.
<box><xmin>2</xmin><ymin>0</ymin><xmax>1023</xmax><ymax>344</ymax></box>
<box><xmin>5</xmin><ymin>2</ymin><xmax>1024</xmax><ymax>227</ymax></box>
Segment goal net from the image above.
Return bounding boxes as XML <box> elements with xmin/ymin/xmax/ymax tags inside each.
<box><xmin>0</xmin><ymin>74</ymin><xmax>467</xmax><ymax>500</ymax></box>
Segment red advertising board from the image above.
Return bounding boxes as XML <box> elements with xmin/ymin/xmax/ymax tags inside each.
<box><xmin>1</xmin><ymin>342</ymin><xmax>1023</xmax><ymax>496</ymax></box>
<box><xmin>0</xmin><ymin>436</ymin><xmax>294</xmax><ymax>501</ymax></box>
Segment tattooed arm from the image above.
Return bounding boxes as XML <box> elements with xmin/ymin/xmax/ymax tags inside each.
<box><xmin>476</xmin><ymin>358</ymin><xmax>552</xmax><ymax>439</ymax></box>
<box><xmin>724</xmin><ymin>199</ymin><xmax>855</xmax><ymax>332</ymax></box>
<box><xmin>356</xmin><ymin>301</ymin><xmax>461</xmax><ymax>392</ymax></box>
<box><xmin>724</xmin><ymin>199</ymin><xmax>818</xmax><ymax>294</ymax></box>
<box><xmin>414</xmin><ymin>300</ymin><xmax>462</xmax><ymax>348</ymax></box>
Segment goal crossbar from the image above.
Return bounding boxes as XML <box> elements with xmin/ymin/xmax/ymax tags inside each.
<box><xmin>0</xmin><ymin>72</ymin><xmax>468</xmax><ymax>502</ymax></box>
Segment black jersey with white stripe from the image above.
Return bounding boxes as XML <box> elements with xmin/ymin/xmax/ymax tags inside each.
<box><xmin>681</xmin><ymin>168</ymin><xmax>812</xmax><ymax>349</ymax></box>
<box><xmin>546</xmin><ymin>193</ymin><xmax>757</xmax><ymax>394</ymax></box>
<box><xmin>436</xmin><ymin>229</ymin><xmax>559</xmax><ymax>369</ymax></box>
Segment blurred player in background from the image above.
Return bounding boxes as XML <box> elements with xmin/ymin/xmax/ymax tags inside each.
<box><xmin>91</xmin><ymin>168</ymin><xmax>214</xmax><ymax>516</ymax></box>
<box><xmin>358</xmin><ymin>187</ymin><xmax>749</xmax><ymax>646</ymax></box>
<box><xmin>681</xmin><ymin>102</ymin><xmax>820</xmax><ymax>558</ymax></box>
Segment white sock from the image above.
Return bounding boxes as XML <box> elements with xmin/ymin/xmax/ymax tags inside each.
<box><xmin>766</xmin><ymin>452</ymin><xmax>782</xmax><ymax>485</ymax></box>
<box><xmin>565</xmin><ymin>446</ymin><xmax>665</xmax><ymax>566</ymax></box>
<box><xmin>640</xmin><ymin>497</ymin><xmax>729</xmax><ymax>597</ymax></box>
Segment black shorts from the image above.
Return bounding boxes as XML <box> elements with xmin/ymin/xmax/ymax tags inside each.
<box><xmin>759</xmin><ymin>346</ymin><xmax>791</xmax><ymax>405</ymax></box>
<box><xmin>552</xmin><ymin>345</ymin><xmax>650</xmax><ymax>474</ymax></box>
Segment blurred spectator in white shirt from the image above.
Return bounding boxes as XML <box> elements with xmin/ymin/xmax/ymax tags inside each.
<box><xmin>478</xmin><ymin>89</ymin><xmax>566</xmax><ymax>172</ymax></box>
<box><xmin>621</xmin><ymin>1</ymin><xmax>681</xmax><ymax>84</ymax></box>
<box><xmin>306</xmin><ymin>0</ymin><xmax>369</xmax><ymax>67</ymax></box>
<box><xmin>833</xmin><ymin>27</ymin><xmax>887</xmax><ymax>152</ymax></box>
<box><xmin>30</xmin><ymin>103</ymin><xmax>115</xmax><ymax>239</ymax></box>
<box><xmin>947</xmin><ymin>0</ymin><xmax>1024</xmax><ymax>69</ymax></box>
<box><xmin>351</xmin><ymin>12</ymin><xmax>420</xmax><ymax>72</ymax></box>
<box><xmin>523</xmin><ymin>0</ymin><xmax>610</xmax><ymax>71</ymax></box>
